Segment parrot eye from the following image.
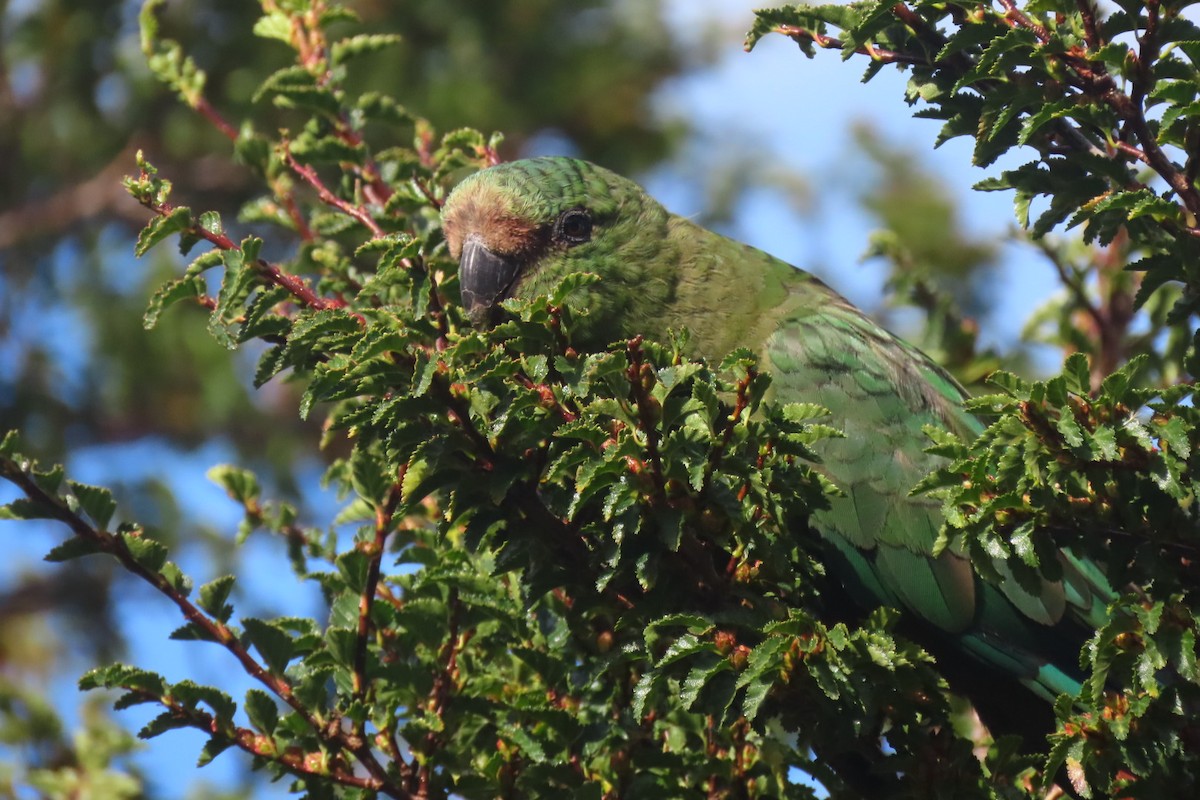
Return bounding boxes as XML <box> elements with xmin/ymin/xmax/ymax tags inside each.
<box><xmin>554</xmin><ymin>208</ymin><xmax>593</xmax><ymax>246</ymax></box>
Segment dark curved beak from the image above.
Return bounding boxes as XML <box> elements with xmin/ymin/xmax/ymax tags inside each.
<box><xmin>459</xmin><ymin>234</ymin><xmax>523</xmax><ymax>325</ymax></box>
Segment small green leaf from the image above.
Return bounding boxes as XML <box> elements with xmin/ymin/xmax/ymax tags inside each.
<box><xmin>197</xmin><ymin>736</ymin><xmax>234</xmax><ymax>767</ymax></box>
<box><xmin>144</xmin><ymin>276</ymin><xmax>205</xmax><ymax>329</ymax></box>
<box><xmin>120</xmin><ymin>531</ymin><xmax>169</xmax><ymax>572</ymax></box>
<box><xmin>198</xmin><ymin>575</ymin><xmax>236</xmax><ymax>622</ymax></box>
<box><xmin>169</xmin><ymin>681</ymin><xmax>236</xmax><ymax>726</ymax></box>
<box><xmin>135</xmin><ymin>207</ymin><xmax>192</xmax><ymax>257</ymax></box>
<box><xmin>244</xmin><ymin>689</ymin><xmax>279</xmax><ymax>734</ymax></box>
<box><xmin>139</xmin><ymin>711</ymin><xmax>193</xmax><ymax>740</ymax></box>
<box><xmin>253</xmin><ymin>12</ymin><xmax>293</xmax><ymax>44</ymax></box>
<box><xmin>207</xmin><ymin>465</ymin><xmax>261</xmax><ymax>505</ymax></box>
<box><xmin>169</xmin><ymin>622</ymin><xmax>221</xmax><ymax>642</ymax></box>
<box><xmin>44</xmin><ymin>537</ymin><xmax>103</xmax><ymax>563</ymax></box>
<box><xmin>241</xmin><ymin>618</ymin><xmax>296</xmax><ymax>674</ymax></box>
<box><xmin>331</xmin><ymin>34</ymin><xmax>403</xmax><ymax>64</ymax></box>
<box><xmin>68</xmin><ymin>481</ymin><xmax>117</xmax><ymax>529</ymax></box>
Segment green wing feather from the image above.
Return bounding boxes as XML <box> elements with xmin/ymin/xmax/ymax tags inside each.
<box><xmin>443</xmin><ymin>157</ymin><xmax>1114</xmax><ymax>703</ymax></box>
<box><xmin>664</xmin><ymin>211</ymin><xmax>1111</xmax><ymax>699</ymax></box>
<box><xmin>760</xmin><ymin>271</ymin><xmax>1109</xmax><ymax>699</ymax></box>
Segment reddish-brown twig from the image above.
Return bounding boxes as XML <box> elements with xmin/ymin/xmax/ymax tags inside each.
<box><xmin>0</xmin><ymin>458</ymin><xmax>413</xmax><ymax>798</ymax></box>
<box><xmin>776</xmin><ymin>24</ymin><xmax>932</xmax><ymax>65</ymax></box>
<box><xmin>283</xmin><ymin>147</ymin><xmax>386</xmax><ymax>238</ymax></box>
<box><xmin>137</xmin><ymin>191</ymin><xmax>364</xmax><ymax>325</ymax></box>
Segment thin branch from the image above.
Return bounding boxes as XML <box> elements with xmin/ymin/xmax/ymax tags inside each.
<box><xmin>0</xmin><ymin>458</ymin><xmax>411</xmax><ymax>798</ymax></box>
<box><xmin>127</xmin><ymin>690</ymin><xmax>385</xmax><ymax>792</ymax></box>
<box><xmin>284</xmin><ymin>147</ymin><xmax>386</xmax><ymax>238</ymax></box>
<box><xmin>412</xmin><ymin>175</ymin><xmax>444</xmax><ymax>211</ymax></box>
<box><xmin>1131</xmin><ymin>0</ymin><xmax>1161</xmax><ymax>110</ymax></box>
<box><xmin>1033</xmin><ymin>236</ymin><xmax>1108</xmax><ymax>337</ymax></box>
<box><xmin>137</xmin><ymin>193</ymin><xmax>364</xmax><ymax>324</ymax></box>
<box><xmin>998</xmin><ymin>0</ymin><xmax>1051</xmax><ymax>43</ymax></box>
<box><xmin>416</xmin><ymin>590</ymin><xmax>469</xmax><ymax>796</ymax></box>
<box><xmin>278</xmin><ymin>187</ymin><xmax>317</xmax><ymax>242</ymax></box>
<box><xmin>1074</xmin><ymin>0</ymin><xmax>1104</xmax><ymax>51</ymax></box>
<box><xmin>353</xmin><ymin>480</ymin><xmax>403</xmax><ymax>703</ymax></box>
<box><xmin>775</xmin><ymin>25</ymin><xmax>931</xmax><ymax>65</ymax></box>
<box><xmin>194</xmin><ymin>95</ymin><xmax>239</xmax><ymax>143</ymax></box>
<box><xmin>1112</xmin><ymin>140</ymin><xmax>1152</xmax><ymax>167</ymax></box>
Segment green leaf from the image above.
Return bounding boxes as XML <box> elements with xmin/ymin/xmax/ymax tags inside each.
<box><xmin>169</xmin><ymin>622</ymin><xmax>221</xmax><ymax>643</ymax></box>
<box><xmin>499</xmin><ymin>722</ymin><xmax>548</xmax><ymax>763</ymax></box>
<box><xmin>331</xmin><ymin>34</ymin><xmax>403</xmax><ymax>64</ymax></box>
<box><xmin>120</xmin><ymin>531</ymin><xmax>168</xmax><ymax>573</ymax></box>
<box><xmin>198</xmin><ymin>575</ymin><xmax>236</xmax><ymax>622</ymax></box>
<box><xmin>1158</xmin><ymin>416</ymin><xmax>1190</xmax><ymax>458</ymax></box>
<box><xmin>144</xmin><ymin>276</ymin><xmax>205</xmax><ymax>329</ymax></box>
<box><xmin>207</xmin><ymin>465</ymin><xmax>261</xmax><ymax>505</ymax></box>
<box><xmin>1057</xmin><ymin>413</ymin><xmax>1084</xmax><ymax>448</ymax></box>
<box><xmin>135</xmin><ymin>207</ymin><xmax>192</xmax><ymax>257</ymax></box>
<box><xmin>161</xmin><ymin>561</ymin><xmax>192</xmax><ymax>595</ymax></box>
<box><xmin>244</xmin><ymin>689</ymin><xmax>279</xmax><ymax>734</ymax></box>
<box><xmin>68</xmin><ymin>481</ymin><xmax>117</xmax><ymax>529</ymax></box>
<box><xmin>1089</xmin><ymin>425</ymin><xmax>1119</xmax><ymax>461</ymax></box>
<box><xmin>139</xmin><ymin>711</ymin><xmax>193</xmax><ymax>740</ymax></box>
<box><xmin>169</xmin><ymin>681</ymin><xmax>236</xmax><ymax>726</ymax></box>
<box><xmin>44</xmin><ymin>536</ymin><xmax>103</xmax><ymax>563</ymax></box>
<box><xmin>196</xmin><ymin>736</ymin><xmax>234</xmax><ymax>767</ymax></box>
<box><xmin>253</xmin><ymin>12</ymin><xmax>293</xmax><ymax>44</ymax></box>
<box><xmin>680</xmin><ymin>657</ymin><xmax>731</xmax><ymax>710</ymax></box>
<box><xmin>80</xmin><ymin>664</ymin><xmax>167</xmax><ymax>696</ymax></box>
<box><xmin>1064</xmin><ymin>352</ymin><xmax>1091</xmax><ymax>393</ymax></box>
<box><xmin>241</xmin><ymin>618</ymin><xmax>296</xmax><ymax>674</ymax></box>
<box><xmin>655</xmin><ymin>633</ymin><xmax>712</xmax><ymax>668</ymax></box>
<box><xmin>350</xmin><ymin>445</ymin><xmax>392</xmax><ymax>505</ymax></box>
<box><xmin>630</xmin><ymin>671</ymin><xmax>657</xmax><ymax>719</ymax></box>
<box><xmin>335</xmin><ymin>549</ymin><xmax>370</xmax><ymax>594</ymax></box>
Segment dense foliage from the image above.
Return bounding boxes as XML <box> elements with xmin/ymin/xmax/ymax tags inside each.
<box><xmin>4</xmin><ymin>0</ymin><xmax>1200</xmax><ymax>797</ymax></box>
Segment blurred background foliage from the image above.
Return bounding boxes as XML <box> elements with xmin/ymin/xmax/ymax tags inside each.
<box><xmin>0</xmin><ymin>2</ymin><xmax>712</xmax><ymax>796</ymax></box>
<box><xmin>0</xmin><ymin>0</ymin><xmax>1076</xmax><ymax>797</ymax></box>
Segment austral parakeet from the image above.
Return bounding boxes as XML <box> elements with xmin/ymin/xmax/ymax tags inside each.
<box><xmin>441</xmin><ymin>156</ymin><xmax>1110</xmax><ymax>729</ymax></box>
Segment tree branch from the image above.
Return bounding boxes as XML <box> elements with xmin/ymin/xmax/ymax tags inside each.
<box><xmin>137</xmin><ymin>191</ymin><xmax>365</xmax><ymax>324</ymax></box>
<box><xmin>284</xmin><ymin>146</ymin><xmax>386</xmax><ymax>238</ymax></box>
<box><xmin>0</xmin><ymin>455</ymin><xmax>413</xmax><ymax>798</ymax></box>
<box><xmin>353</xmin><ymin>479</ymin><xmax>402</xmax><ymax>705</ymax></box>
<box><xmin>775</xmin><ymin>24</ymin><xmax>932</xmax><ymax>65</ymax></box>
<box><xmin>126</xmin><ymin>689</ymin><xmax>387</xmax><ymax>792</ymax></box>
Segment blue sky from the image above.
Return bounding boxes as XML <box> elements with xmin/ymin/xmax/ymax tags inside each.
<box><xmin>0</xmin><ymin>2</ymin><xmax>1069</xmax><ymax>797</ymax></box>
<box><xmin>649</xmin><ymin>0</ymin><xmax>1063</xmax><ymax>354</ymax></box>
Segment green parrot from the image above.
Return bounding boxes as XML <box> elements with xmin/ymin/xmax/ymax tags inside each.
<box><xmin>441</xmin><ymin>156</ymin><xmax>1110</xmax><ymax>731</ymax></box>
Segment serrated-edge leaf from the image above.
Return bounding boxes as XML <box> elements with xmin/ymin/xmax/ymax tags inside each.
<box><xmin>44</xmin><ymin>536</ymin><xmax>103</xmax><ymax>563</ymax></box>
<box><xmin>244</xmin><ymin>688</ymin><xmax>279</xmax><ymax>734</ymax></box>
<box><xmin>67</xmin><ymin>481</ymin><xmax>117</xmax><ymax>529</ymax></box>
<box><xmin>136</xmin><ymin>207</ymin><xmax>192</xmax><ymax>257</ymax></box>
<box><xmin>241</xmin><ymin>617</ymin><xmax>296</xmax><ymax>674</ymax></box>
<box><xmin>144</xmin><ymin>275</ymin><xmax>205</xmax><ymax>329</ymax></box>
<box><xmin>199</xmin><ymin>575</ymin><xmax>236</xmax><ymax>620</ymax></box>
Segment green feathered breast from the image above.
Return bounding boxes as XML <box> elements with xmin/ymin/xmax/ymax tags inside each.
<box><xmin>442</xmin><ymin>156</ymin><xmax>1112</xmax><ymax>709</ymax></box>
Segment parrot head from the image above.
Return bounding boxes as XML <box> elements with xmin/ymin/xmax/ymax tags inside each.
<box><xmin>441</xmin><ymin>157</ymin><xmax>677</xmax><ymax>340</ymax></box>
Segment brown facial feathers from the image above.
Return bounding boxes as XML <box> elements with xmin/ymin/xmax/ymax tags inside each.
<box><xmin>442</xmin><ymin>184</ymin><xmax>545</xmax><ymax>260</ymax></box>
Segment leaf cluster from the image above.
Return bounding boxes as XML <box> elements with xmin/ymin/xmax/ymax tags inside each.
<box><xmin>748</xmin><ymin>0</ymin><xmax>1200</xmax><ymax>371</ymax></box>
<box><xmin>5</xmin><ymin>0</ymin><xmax>1200</xmax><ymax>797</ymax></box>
<box><xmin>918</xmin><ymin>352</ymin><xmax>1200</xmax><ymax>795</ymax></box>
<box><xmin>1</xmin><ymin>2</ymin><xmax>1013</xmax><ymax>797</ymax></box>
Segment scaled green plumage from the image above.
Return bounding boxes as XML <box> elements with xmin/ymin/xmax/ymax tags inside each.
<box><xmin>442</xmin><ymin>156</ymin><xmax>1110</xmax><ymax>712</ymax></box>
